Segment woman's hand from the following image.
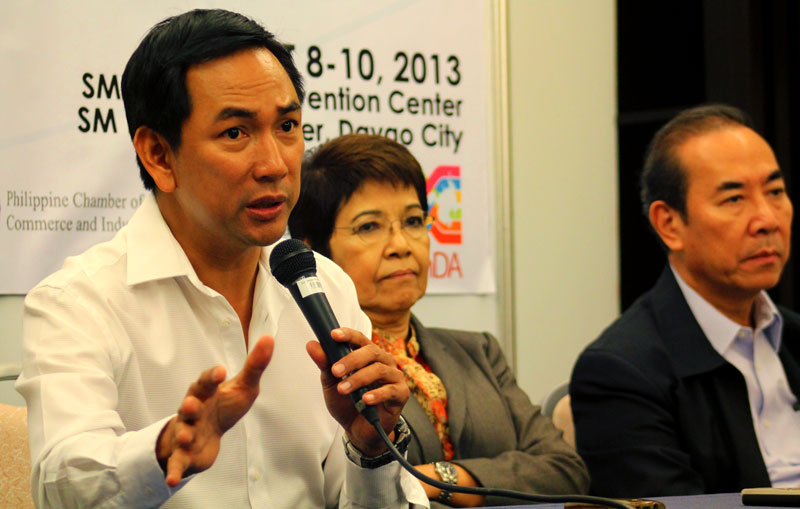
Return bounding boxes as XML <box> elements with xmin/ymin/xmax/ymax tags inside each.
<box><xmin>414</xmin><ymin>462</ymin><xmax>485</xmax><ymax>507</ymax></box>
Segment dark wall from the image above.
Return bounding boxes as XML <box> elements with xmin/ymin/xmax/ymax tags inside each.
<box><xmin>617</xmin><ymin>0</ymin><xmax>800</xmax><ymax>311</ymax></box>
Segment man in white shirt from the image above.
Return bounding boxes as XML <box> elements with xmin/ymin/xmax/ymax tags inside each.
<box><xmin>16</xmin><ymin>8</ymin><xmax>428</xmax><ymax>508</ymax></box>
<box><xmin>571</xmin><ymin>104</ymin><xmax>800</xmax><ymax>497</ymax></box>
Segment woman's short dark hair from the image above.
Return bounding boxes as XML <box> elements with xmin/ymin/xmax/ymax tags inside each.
<box><xmin>121</xmin><ymin>8</ymin><xmax>304</xmax><ymax>191</ymax></box>
<box><xmin>640</xmin><ymin>104</ymin><xmax>753</xmax><ymax>221</ymax></box>
<box><xmin>288</xmin><ymin>134</ymin><xmax>428</xmax><ymax>258</ymax></box>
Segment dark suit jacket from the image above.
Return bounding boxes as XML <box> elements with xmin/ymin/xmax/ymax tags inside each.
<box><xmin>405</xmin><ymin>316</ymin><xmax>589</xmax><ymax>506</ymax></box>
<box><xmin>570</xmin><ymin>267</ymin><xmax>800</xmax><ymax>498</ymax></box>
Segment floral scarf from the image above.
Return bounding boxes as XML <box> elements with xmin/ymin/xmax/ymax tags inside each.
<box><xmin>372</xmin><ymin>325</ymin><xmax>454</xmax><ymax>460</ymax></box>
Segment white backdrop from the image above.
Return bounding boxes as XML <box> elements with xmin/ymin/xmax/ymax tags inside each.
<box><xmin>0</xmin><ymin>0</ymin><xmax>495</xmax><ymax>295</ymax></box>
<box><xmin>0</xmin><ymin>0</ymin><xmax>621</xmax><ymax>408</ymax></box>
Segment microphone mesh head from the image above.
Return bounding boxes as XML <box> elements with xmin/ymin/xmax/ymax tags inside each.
<box><xmin>269</xmin><ymin>239</ymin><xmax>317</xmax><ymax>287</ymax></box>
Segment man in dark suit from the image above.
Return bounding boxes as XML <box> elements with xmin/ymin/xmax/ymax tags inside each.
<box><xmin>571</xmin><ymin>104</ymin><xmax>800</xmax><ymax>497</ymax></box>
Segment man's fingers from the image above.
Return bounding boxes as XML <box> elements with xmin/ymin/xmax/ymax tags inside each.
<box><xmin>178</xmin><ymin>395</ymin><xmax>201</xmax><ymax>422</ymax></box>
<box><xmin>161</xmin><ymin>353</ymin><xmax>256</xmax><ymax>488</ymax></box>
<box><xmin>306</xmin><ymin>340</ymin><xmax>331</xmax><ymax>370</ymax></box>
<box><xmin>238</xmin><ymin>335</ymin><xmax>274</xmax><ymax>387</ymax></box>
<box><xmin>165</xmin><ymin>451</ymin><xmax>190</xmax><ymax>487</ymax></box>
<box><xmin>330</xmin><ymin>342</ymin><xmax>395</xmax><ymax>380</ymax></box>
<box><xmin>355</xmin><ymin>380</ymin><xmax>409</xmax><ymax>410</ymax></box>
<box><xmin>306</xmin><ymin>341</ymin><xmax>340</xmax><ymax>390</ymax></box>
<box><xmin>331</xmin><ymin>327</ymin><xmax>369</xmax><ymax>347</ymax></box>
<box><xmin>336</xmin><ymin>360</ymin><xmax>403</xmax><ymax>397</ymax></box>
<box><xmin>187</xmin><ymin>365</ymin><xmax>226</xmax><ymax>400</ymax></box>
<box><xmin>175</xmin><ymin>422</ymin><xmax>194</xmax><ymax>447</ymax></box>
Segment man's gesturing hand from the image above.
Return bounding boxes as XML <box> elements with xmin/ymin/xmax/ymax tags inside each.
<box><xmin>156</xmin><ymin>335</ymin><xmax>274</xmax><ymax>486</ymax></box>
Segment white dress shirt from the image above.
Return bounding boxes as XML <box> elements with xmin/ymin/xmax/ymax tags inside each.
<box><xmin>673</xmin><ymin>266</ymin><xmax>800</xmax><ymax>487</ymax></box>
<box><xmin>17</xmin><ymin>194</ymin><xmax>428</xmax><ymax>508</ymax></box>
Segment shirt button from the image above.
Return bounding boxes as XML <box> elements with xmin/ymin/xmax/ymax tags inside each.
<box><xmin>249</xmin><ymin>467</ymin><xmax>261</xmax><ymax>481</ymax></box>
<box><xmin>763</xmin><ymin>419</ymin><xmax>771</xmax><ymax>428</ymax></box>
<box><xmin>221</xmin><ymin>319</ymin><xmax>231</xmax><ymax>328</ymax></box>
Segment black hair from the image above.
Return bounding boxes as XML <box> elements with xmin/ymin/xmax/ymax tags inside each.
<box><xmin>121</xmin><ymin>8</ymin><xmax>304</xmax><ymax>190</ymax></box>
<box><xmin>640</xmin><ymin>103</ymin><xmax>753</xmax><ymax>221</ymax></box>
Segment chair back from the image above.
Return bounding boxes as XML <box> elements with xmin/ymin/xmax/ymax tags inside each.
<box><xmin>0</xmin><ymin>403</ymin><xmax>33</xmax><ymax>508</ymax></box>
<box><xmin>540</xmin><ymin>381</ymin><xmax>576</xmax><ymax>449</ymax></box>
<box><xmin>0</xmin><ymin>362</ymin><xmax>21</xmax><ymax>382</ymax></box>
<box><xmin>540</xmin><ymin>381</ymin><xmax>569</xmax><ymax>417</ymax></box>
<box><xmin>0</xmin><ymin>363</ymin><xmax>34</xmax><ymax>509</ymax></box>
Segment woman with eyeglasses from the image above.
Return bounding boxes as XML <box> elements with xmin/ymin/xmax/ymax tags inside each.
<box><xmin>288</xmin><ymin>134</ymin><xmax>588</xmax><ymax>507</ymax></box>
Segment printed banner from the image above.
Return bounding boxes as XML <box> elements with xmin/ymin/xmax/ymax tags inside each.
<box><xmin>0</xmin><ymin>1</ymin><xmax>495</xmax><ymax>294</ymax></box>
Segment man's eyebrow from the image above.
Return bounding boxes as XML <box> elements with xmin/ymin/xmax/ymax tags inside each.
<box><xmin>278</xmin><ymin>101</ymin><xmax>301</xmax><ymax>116</ymax></box>
<box><xmin>214</xmin><ymin>101</ymin><xmax>301</xmax><ymax>122</ymax></box>
<box><xmin>716</xmin><ymin>169</ymin><xmax>784</xmax><ymax>192</ymax></box>
<box><xmin>717</xmin><ymin>181</ymin><xmax>744</xmax><ymax>192</ymax></box>
<box><xmin>766</xmin><ymin>169</ymin><xmax>784</xmax><ymax>183</ymax></box>
<box><xmin>215</xmin><ymin>107</ymin><xmax>256</xmax><ymax>122</ymax></box>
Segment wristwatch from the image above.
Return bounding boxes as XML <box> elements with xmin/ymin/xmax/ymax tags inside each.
<box><xmin>433</xmin><ymin>461</ymin><xmax>458</xmax><ymax>504</ymax></box>
<box><xmin>343</xmin><ymin>416</ymin><xmax>411</xmax><ymax>469</ymax></box>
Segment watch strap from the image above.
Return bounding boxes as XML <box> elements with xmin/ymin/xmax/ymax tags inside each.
<box><xmin>433</xmin><ymin>461</ymin><xmax>458</xmax><ymax>504</ymax></box>
<box><xmin>343</xmin><ymin>416</ymin><xmax>411</xmax><ymax>469</ymax></box>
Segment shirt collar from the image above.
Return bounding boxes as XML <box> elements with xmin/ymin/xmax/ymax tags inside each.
<box><xmin>126</xmin><ymin>193</ymin><xmax>199</xmax><ymax>287</ymax></box>
<box><xmin>126</xmin><ymin>194</ymin><xmax>288</xmax><ymax>291</ymax></box>
<box><xmin>670</xmin><ymin>264</ymin><xmax>783</xmax><ymax>354</ymax></box>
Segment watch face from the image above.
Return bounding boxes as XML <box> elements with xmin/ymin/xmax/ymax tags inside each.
<box><xmin>435</xmin><ymin>461</ymin><xmax>458</xmax><ymax>484</ymax></box>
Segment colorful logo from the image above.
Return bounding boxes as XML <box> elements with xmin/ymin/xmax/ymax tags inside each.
<box><xmin>426</xmin><ymin>165</ymin><xmax>462</xmax><ymax>244</ymax></box>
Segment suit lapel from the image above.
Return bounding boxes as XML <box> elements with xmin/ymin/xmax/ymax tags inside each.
<box><xmin>652</xmin><ymin>266</ymin><xmax>770</xmax><ymax>487</ymax></box>
<box><xmin>402</xmin><ymin>389</ymin><xmax>443</xmax><ymax>464</ymax></box>
<box><xmin>650</xmin><ymin>267</ymin><xmax>726</xmax><ymax>377</ymax></box>
<box><xmin>411</xmin><ymin>315</ymin><xmax>468</xmax><ymax>453</ymax></box>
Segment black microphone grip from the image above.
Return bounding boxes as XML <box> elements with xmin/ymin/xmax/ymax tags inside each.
<box><xmin>287</xmin><ymin>286</ymin><xmax>351</xmax><ymax>362</ymax></box>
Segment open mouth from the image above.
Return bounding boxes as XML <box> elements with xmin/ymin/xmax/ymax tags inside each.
<box><xmin>246</xmin><ymin>196</ymin><xmax>285</xmax><ymax>219</ymax></box>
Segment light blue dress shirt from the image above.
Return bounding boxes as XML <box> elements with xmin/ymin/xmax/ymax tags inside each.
<box><xmin>672</xmin><ymin>266</ymin><xmax>800</xmax><ymax>487</ymax></box>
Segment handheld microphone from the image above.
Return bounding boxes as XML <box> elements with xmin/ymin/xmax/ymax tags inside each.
<box><xmin>269</xmin><ymin>238</ymin><xmax>378</xmax><ymax>423</ymax></box>
<box><xmin>269</xmin><ymin>240</ymin><xmax>632</xmax><ymax>508</ymax></box>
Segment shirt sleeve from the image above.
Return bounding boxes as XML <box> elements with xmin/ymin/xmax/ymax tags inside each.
<box><xmin>341</xmin><ymin>454</ymin><xmax>430</xmax><ymax>508</ymax></box>
<box><xmin>16</xmin><ymin>284</ymin><xmax>188</xmax><ymax>508</ymax></box>
<box><xmin>322</xmin><ymin>426</ymin><xmax>429</xmax><ymax>509</ymax></box>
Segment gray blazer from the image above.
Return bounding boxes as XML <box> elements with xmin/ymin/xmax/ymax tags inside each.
<box><xmin>403</xmin><ymin>316</ymin><xmax>589</xmax><ymax>506</ymax></box>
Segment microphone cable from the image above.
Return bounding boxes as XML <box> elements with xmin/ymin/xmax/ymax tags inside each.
<box><xmin>269</xmin><ymin>240</ymin><xmax>632</xmax><ymax>508</ymax></box>
<box><xmin>367</xmin><ymin>413</ymin><xmax>631</xmax><ymax>509</ymax></box>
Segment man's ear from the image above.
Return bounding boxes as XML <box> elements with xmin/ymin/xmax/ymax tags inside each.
<box><xmin>649</xmin><ymin>200</ymin><xmax>686</xmax><ymax>252</ymax></box>
<box><xmin>132</xmin><ymin>126</ymin><xmax>177</xmax><ymax>193</ymax></box>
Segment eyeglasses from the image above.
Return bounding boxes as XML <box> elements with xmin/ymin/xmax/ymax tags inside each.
<box><xmin>335</xmin><ymin>214</ymin><xmax>429</xmax><ymax>245</ymax></box>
